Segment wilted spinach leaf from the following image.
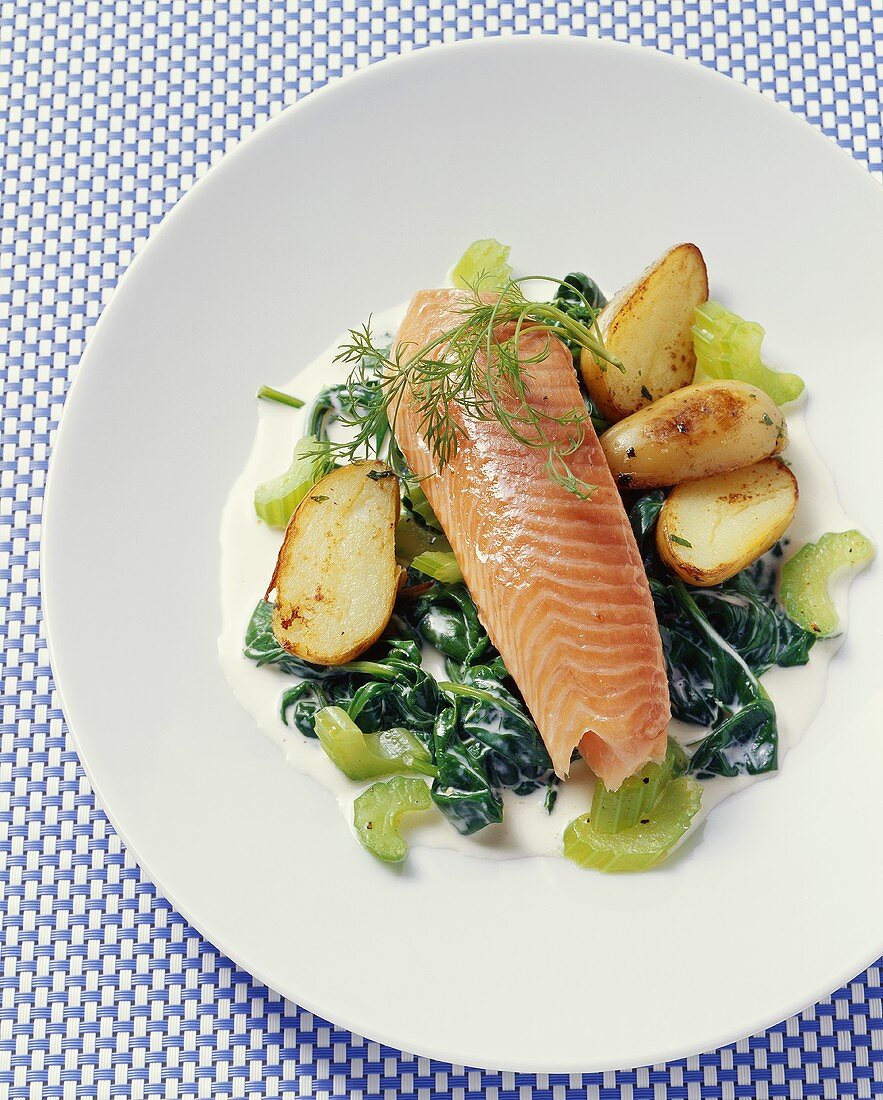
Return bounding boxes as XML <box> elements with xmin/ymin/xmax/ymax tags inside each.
<box><xmin>402</xmin><ymin>581</ymin><xmax>492</xmax><ymax>666</ymax></box>
<box><xmin>305</xmin><ymin>347</ymin><xmax>389</xmax><ymax>453</ymax></box>
<box><xmin>430</xmin><ymin>705</ymin><xmax>504</xmax><ymax>835</ymax></box>
<box><xmin>552</xmin><ymin>273</ymin><xmax>607</xmax><ymax>337</ymax></box>
<box><xmin>667</xmin><ymin>578</ymin><xmax>778</xmax><ymax>777</ymax></box>
<box><xmin>548</xmin><ymin>272</ymin><xmax>609</xmax><ymax>433</ymax></box>
<box><xmin>448</xmin><ymin>663</ymin><xmax>553</xmax><ymax>792</ymax></box>
<box><xmin>279</xmin><ymin>682</ymin><xmax>327</xmax><ymax>738</ymax></box>
<box><xmin>629</xmin><ymin>490</ymin><xmax>665</xmax><ymax>557</ymax></box>
<box><xmin>693</xmin><ymin>559</ymin><xmax>814</xmax><ymax>673</ymax></box>
<box><xmin>346</xmin><ymin>640</ymin><xmax>441</xmax><ymax>743</ymax></box>
<box><xmin>689</xmin><ymin>699</ymin><xmax>778</xmax><ymax>778</ymax></box>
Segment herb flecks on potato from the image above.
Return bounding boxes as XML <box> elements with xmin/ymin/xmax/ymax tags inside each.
<box><xmin>600</xmin><ymin>379</ymin><xmax>786</xmax><ymax>490</ymax></box>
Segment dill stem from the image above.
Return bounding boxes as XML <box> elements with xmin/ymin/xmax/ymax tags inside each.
<box><xmin>257</xmin><ymin>385</ymin><xmax>305</xmax><ymax>409</ymax></box>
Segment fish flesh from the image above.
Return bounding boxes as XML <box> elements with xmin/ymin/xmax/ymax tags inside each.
<box><xmin>392</xmin><ymin>289</ymin><xmax>670</xmax><ymax>789</ymax></box>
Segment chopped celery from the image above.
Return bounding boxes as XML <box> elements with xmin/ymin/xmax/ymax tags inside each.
<box><xmin>450</xmin><ymin>238</ymin><xmax>512</xmax><ymax>292</ymax></box>
<box><xmin>564</xmin><ymin>777</ymin><xmax>702</xmax><ymax>873</ymax></box>
<box><xmin>353</xmin><ymin>776</ymin><xmax>433</xmax><ymax>863</ymax></box>
<box><xmin>779</xmin><ymin>530</ymin><xmax>875</xmax><ymax>635</ymax></box>
<box><xmin>590</xmin><ymin>738</ymin><xmax>689</xmax><ymax>835</ymax></box>
<box><xmin>313</xmin><ymin>706</ymin><xmax>436</xmax><ymax>781</ymax></box>
<box><xmin>403</xmin><ymin>479</ymin><xmax>443</xmax><ymax>530</ymax></box>
<box><xmin>411</xmin><ymin>551</ymin><xmax>464</xmax><ymax>584</ymax></box>
<box><xmin>253</xmin><ymin>435</ymin><xmax>331</xmax><ymax>527</ymax></box>
<box><xmin>395</xmin><ymin>515</ymin><xmax>452</xmax><ymax>566</ymax></box>
<box><xmin>692</xmin><ymin>301</ymin><xmax>805</xmax><ymax>405</ymax></box>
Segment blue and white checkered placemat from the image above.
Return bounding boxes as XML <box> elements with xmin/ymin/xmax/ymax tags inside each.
<box><xmin>2</xmin><ymin>2</ymin><xmax>881</xmax><ymax>1096</ymax></box>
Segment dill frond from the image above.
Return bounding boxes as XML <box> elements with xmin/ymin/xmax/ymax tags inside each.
<box><xmin>331</xmin><ymin>277</ymin><xmax>624</xmax><ymax>500</ymax></box>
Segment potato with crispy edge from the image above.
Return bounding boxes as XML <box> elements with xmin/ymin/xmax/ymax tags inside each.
<box><xmin>600</xmin><ymin>379</ymin><xmax>787</xmax><ymax>490</ymax></box>
<box><xmin>657</xmin><ymin>458</ymin><xmax>798</xmax><ymax>587</ymax></box>
<box><xmin>580</xmin><ymin>243</ymin><xmax>708</xmax><ymax>423</ymax></box>
<box><xmin>267</xmin><ymin>461</ymin><xmax>404</xmax><ymax>665</ymax></box>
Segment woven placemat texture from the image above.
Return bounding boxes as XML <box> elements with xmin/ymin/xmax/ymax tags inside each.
<box><xmin>1</xmin><ymin>2</ymin><xmax>881</xmax><ymax>1097</ymax></box>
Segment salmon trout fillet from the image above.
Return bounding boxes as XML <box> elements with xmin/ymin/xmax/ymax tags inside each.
<box><xmin>392</xmin><ymin>289</ymin><xmax>670</xmax><ymax>789</ymax></box>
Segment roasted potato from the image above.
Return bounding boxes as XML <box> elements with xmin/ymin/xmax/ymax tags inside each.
<box><xmin>267</xmin><ymin>461</ymin><xmax>404</xmax><ymax>665</ymax></box>
<box><xmin>580</xmin><ymin>243</ymin><xmax>708</xmax><ymax>423</ymax></box>
<box><xmin>600</xmin><ymin>379</ymin><xmax>787</xmax><ymax>490</ymax></box>
<box><xmin>657</xmin><ymin>458</ymin><xmax>798</xmax><ymax>587</ymax></box>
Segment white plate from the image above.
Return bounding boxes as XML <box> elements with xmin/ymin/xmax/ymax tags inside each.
<box><xmin>42</xmin><ymin>37</ymin><xmax>883</xmax><ymax>1072</ymax></box>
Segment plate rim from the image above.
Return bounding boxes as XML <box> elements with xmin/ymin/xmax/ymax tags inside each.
<box><xmin>40</xmin><ymin>34</ymin><xmax>883</xmax><ymax>1072</ymax></box>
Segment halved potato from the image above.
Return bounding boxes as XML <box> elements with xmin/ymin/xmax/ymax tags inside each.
<box><xmin>267</xmin><ymin>461</ymin><xmax>404</xmax><ymax>665</ymax></box>
<box><xmin>600</xmin><ymin>379</ymin><xmax>787</xmax><ymax>490</ymax></box>
<box><xmin>657</xmin><ymin>458</ymin><xmax>798</xmax><ymax>587</ymax></box>
<box><xmin>580</xmin><ymin>243</ymin><xmax>708</xmax><ymax>422</ymax></box>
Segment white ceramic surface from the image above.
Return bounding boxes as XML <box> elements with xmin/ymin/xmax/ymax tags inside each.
<box><xmin>42</xmin><ymin>37</ymin><xmax>883</xmax><ymax>1072</ymax></box>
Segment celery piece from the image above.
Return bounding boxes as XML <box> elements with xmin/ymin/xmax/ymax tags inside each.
<box><xmin>395</xmin><ymin>514</ymin><xmax>452</xmax><ymax>566</ymax></box>
<box><xmin>353</xmin><ymin>776</ymin><xmax>433</xmax><ymax>863</ymax></box>
<box><xmin>253</xmin><ymin>435</ymin><xmax>330</xmax><ymax>527</ymax></box>
<box><xmin>403</xmin><ymin>479</ymin><xmax>443</xmax><ymax>530</ymax></box>
<box><xmin>450</xmin><ymin>238</ymin><xmax>512</xmax><ymax>292</ymax></box>
<box><xmin>590</xmin><ymin>738</ymin><xmax>689</xmax><ymax>835</ymax></box>
<box><xmin>692</xmin><ymin>301</ymin><xmax>804</xmax><ymax>405</ymax></box>
<box><xmin>779</xmin><ymin>530</ymin><xmax>875</xmax><ymax>635</ymax></box>
<box><xmin>411</xmin><ymin>551</ymin><xmax>464</xmax><ymax>585</ymax></box>
<box><xmin>563</xmin><ymin>777</ymin><xmax>702</xmax><ymax>873</ymax></box>
<box><xmin>314</xmin><ymin>706</ymin><xmax>436</xmax><ymax>781</ymax></box>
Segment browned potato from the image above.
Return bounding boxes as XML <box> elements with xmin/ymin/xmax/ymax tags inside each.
<box><xmin>657</xmin><ymin>459</ymin><xmax>798</xmax><ymax>587</ymax></box>
<box><xmin>267</xmin><ymin>461</ymin><xmax>404</xmax><ymax>665</ymax></box>
<box><xmin>580</xmin><ymin>243</ymin><xmax>708</xmax><ymax>422</ymax></box>
<box><xmin>600</xmin><ymin>379</ymin><xmax>787</xmax><ymax>490</ymax></box>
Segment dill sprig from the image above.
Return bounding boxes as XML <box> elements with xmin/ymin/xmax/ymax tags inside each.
<box><xmin>331</xmin><ymin>277</ymin><xmax>623</xmax><ymax>499</ymax></box>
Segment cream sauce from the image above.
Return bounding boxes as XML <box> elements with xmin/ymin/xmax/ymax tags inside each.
<box><xmin>218</xmin><ymin>303</ymin><xmax>857</xmax><ymax>860</ymax></box>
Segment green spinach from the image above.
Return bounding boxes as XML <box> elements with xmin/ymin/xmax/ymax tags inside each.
<box><xmin>548</xmin><ymin>272</ymin><xmax>610</xmax><ymax>433</ymax></box>
<box><xmin>430</xmin><ymin>705</ymin><xmax>504</xmax><ymax>834</ymax></box>
<box><xmin>550</xmin><ymin>273</ymin><xmax>607</xmax><ymax>348</ymax></box>
<box><xmin>628</xmin><ymin>493</ymin><xmax>815</xmax><ymax>779</ymax></box>
<box><xmin>443</xmin><ymin>660</ymin><xmax>553</xmax><ymax>793</ymax></box>
<box><xmin>402</xmin><ymin>580</ymin><xmax>492</xmax><ymax>666</ymax></box>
